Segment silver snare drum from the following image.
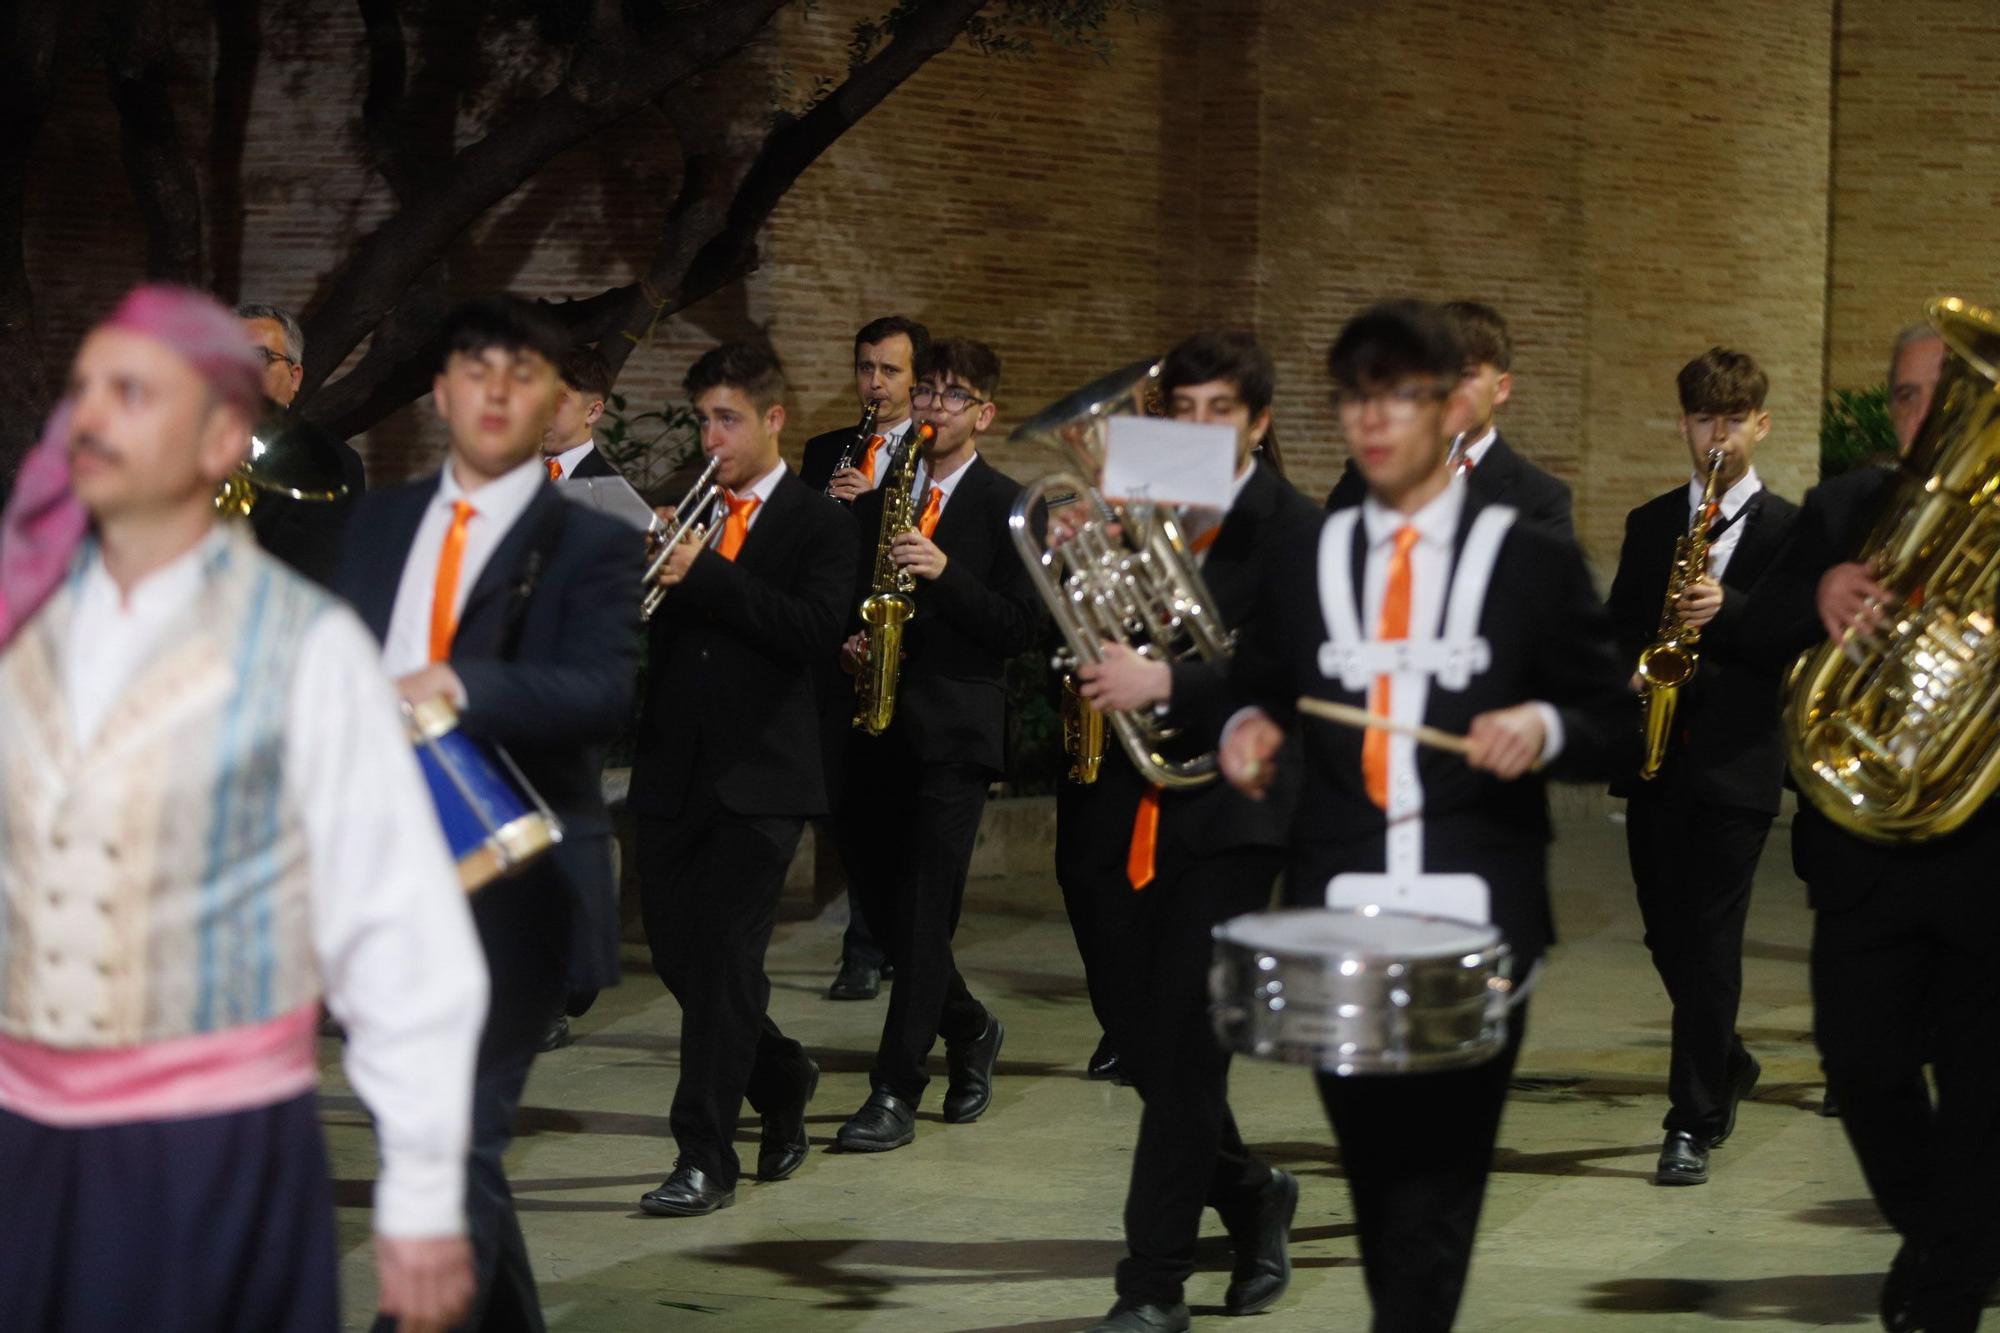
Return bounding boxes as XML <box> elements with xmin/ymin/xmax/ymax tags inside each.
<box><xmin>1210</xmin><ymin>908</ymin><xmax>1513</xmax><ymax>1075</ymax></box>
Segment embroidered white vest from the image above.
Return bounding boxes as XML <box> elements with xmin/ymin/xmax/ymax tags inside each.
<box><xmin>0</xmin><ymin>528</ymin><xmax>330</xmax><ymax>1048</ymax></box>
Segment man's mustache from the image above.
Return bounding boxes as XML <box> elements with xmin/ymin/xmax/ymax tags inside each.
<box><xmin>68</xmin><ymin>432</ymin><xmax>119</xmax><ymax>465</ymax></box>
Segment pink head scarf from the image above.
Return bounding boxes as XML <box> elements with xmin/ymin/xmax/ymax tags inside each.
<box><xmin>0</xmin><ymin>284</ymin><xmax>267</xmax><ymax>649</ymax></box>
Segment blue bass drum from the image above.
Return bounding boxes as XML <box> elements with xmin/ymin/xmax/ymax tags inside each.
<box><xmin>407</xmin><ymin>697</ymin><xmax>563</xmax><ymax>892</ymax></box>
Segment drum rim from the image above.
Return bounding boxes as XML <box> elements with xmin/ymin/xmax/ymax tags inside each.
<box><xmin>1212</xmin><ymin>906</ymin><xmax>1505</xmax><ymax>958</ymax></box>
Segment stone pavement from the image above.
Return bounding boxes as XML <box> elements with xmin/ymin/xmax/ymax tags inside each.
<box><xmin>323</xmin><ymin>811</ymin><xmax>1909</xmax><ymax>1331</ymax></box>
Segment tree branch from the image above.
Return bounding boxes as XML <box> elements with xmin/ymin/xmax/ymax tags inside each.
<box><xmin>102</xmin><ymin>0</ymin><xmax>208</xmax><ymax>284</ymax></box>
<box><xmin>207</xmin><ymin>0</ymin><xmax>261</xmax><ymax>301</ymax></box>
<box><xmin>0</xmin><ymin>0</ymin><xmax>67</xmax><ymax>469</ymax></box>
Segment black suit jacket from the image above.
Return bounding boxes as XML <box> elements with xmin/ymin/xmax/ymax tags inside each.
<box><xmin>335</xmin><ymin>475</ymin><xmax>642</xmax><ymax>993</ymax></box>
<box><xmin>630</xmin><ymin>470</ymin><xmax>857</xmax><ymax>819</ymax></box>
<box><xmin>848</xmin><ymin>455</ymin><xmax>1041</xmax><ymax>773</ymax></box>
<box><xmin>251</xmin><ymin>432</ymin><xmax>369</xmax><ymax>589</ymax></box>
<box><xmin>1325</xmin><ymin>433</ymin><xmax>1576</xmax><ymax>545</ymax></box>
<box><xmin>1235</xmin><ymin>494</ymin><xmax>1634</xmax><ymax>961</ymax></box>
<box><xmin>1062</xmin><ymin>463</ymin><xmax>1323</xmax><ymax>871</ymax></box>
<box><xmin>568</xmin><ymin>445</ymin><xmax>621</xmax><ymax>480</ymax></box>
<box><xmin>1605</xmin><ymin>483</ymin><xmax>1800</xmax><ymax>813</ymax></box>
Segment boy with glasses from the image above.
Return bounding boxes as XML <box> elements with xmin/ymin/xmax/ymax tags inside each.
<box><xmin>831</xmin><ymin>337</ymin><xmax>1041</xmax><ymax>1153</ymax></box>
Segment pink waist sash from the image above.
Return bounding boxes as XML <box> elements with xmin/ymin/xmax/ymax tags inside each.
<box><xmin>0</xmin><ymin>1004</ymin><xmax>319</xmax><ymax>1128</ymax></box>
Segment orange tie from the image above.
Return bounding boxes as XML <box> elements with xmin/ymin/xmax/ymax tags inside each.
<box><xmin>1362</xmin><ymin>525</ymin><xmax>1420</xmax><ymax>809</ymax></box>
<box><xmin>918</xmin><ymin>485</ymin><xmax>943</xmax><ymax>539</ymax></box>
<box><xmin>717</xmin><ymin>493</ymin><xmax>761</xmax><ymax>561</ymax></box>
<box><xmin>859</xmin><ymin>434</ymin><xmax>886</xmax><ymax>484</ymax></box>
<box><xmin>1190</xmin><ymin>524</ymin><xmax>1221</xmax><ymax>555</ymax></box>
<box><xmin>428</xmin><ymin>500</ymin><xmax>477</xmax><ymax>663</ymax></box>
<box><xmin>1127</xmin><ymin>787</ymin><xmax>1161</xmax><ymax>890</ymax></box>
<box><xmin>545</xmin><ymin>457</ymin><xmax>562</xmax><ymax>481</ymax></box>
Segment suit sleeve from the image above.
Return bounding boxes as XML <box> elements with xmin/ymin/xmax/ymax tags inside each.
<box><xmin>452</xmin><ymin>518</ymin><xmax>642</xmax><ymax>747</ymax></box>
<box><xmin>1730</xmin><ymin>494</ymin><xmax>1843</xmax><ymax>672</ymax></box>
<box><xmin>1520</xmin><ymin>528</ymin><xmax>1638</xmax><ymax>783</ymax></box>
<box><xmin>1220</xmin><ymin>518</ymin><xmax>1320</xmax><ymax>735</ymax></box>
<box><xmin>1536</xmin><ymin>475</ymin><xmax>1577</xmax><ymax>546</ymax></box>
<box><xmin>672</xmin><ymin>498</ymin><xmax>858</xmax><ymax>667</ymax></box>
<box><xmin>1602</xmin><ymin>509</ymin><xmax>1654</xmax><ymax>666</ymax></box>
<box><xmin>923</xmin><ymin>487</ymin><xmax>1041</xmax><ymax>658</ymax></box>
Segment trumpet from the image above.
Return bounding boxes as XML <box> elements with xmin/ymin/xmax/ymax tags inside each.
<box><xmin>640</xmin><ymin>456</ymin><xmax>722</xmax><ymax>621</ymax></box>
<box><xmin>1636</xmin><ymin>447</ymin><xmax>1725</xmax><ymax>779</ymax></box>
<box><xmin>828</xmin><ymin>400</ymin><xmax>881</xmax><ymax>499</ymax></box>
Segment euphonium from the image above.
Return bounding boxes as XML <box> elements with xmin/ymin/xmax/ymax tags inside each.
<box><xmin>1006</xmin><ymin>359</ymin><xmax>1232</xmax><ymax>791</ymax></box>
<box><xmin>854</xmin><ymin>422</ymin><xmax>936</xmax><ymax>734</ymax></box>
<box><xmin>1784</xmin><ymin>295</ymin><xmax>2000</xmax><ymax>842</ymax></box>
<box><xmin>639</xmin><ymin>456</ymin><xmax>721</xmax><ymax>621</ymax></box>
<box><xmin>213</xmin><ymin>405</ymin><xmax>351</xmax><ymax>517</ymax></box>
<box><xmin>1636</xmin><ymin>447</ymin><xmax>1726</xmax><ymax>779</ymax></box>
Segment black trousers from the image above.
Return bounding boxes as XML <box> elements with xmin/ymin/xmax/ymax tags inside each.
<box><xmin>1101</xmin><ymin>843</ymin><xmax>1282</xmax><ymax>1306</ymax></box>
<box><xmin>638</xmin><ymin>797</ymin><xmax>814</xmax><ymax>1189</ymax></box>
<box><xmin>1625</xmin><ymin>782</ymin><xmax>1771</xmax><ymax>1139</ymax></box>
<box><xmin>1813</xmin><ymin>865</ymin><xmax>2000</xmax><ymax>1332</ymax></box>
<box><xmin>1315</xmin><ymin>1005</ymin><xmax>1529</xmax><ymax>1333</ymax></box>
<box><xmin>1056</xmin><ymin>776</ymin><xmax>1124</xmax><ymax>1042</ymax></box>
<box><xmin>845</xmin><ymin>730</ymin><xmax>992</xmax><ymax>1105</ymax></box>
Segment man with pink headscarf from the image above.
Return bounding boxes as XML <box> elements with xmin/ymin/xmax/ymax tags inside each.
<box><xmin>0</xmin><ymin>285</ymin><xmax>488</xmax><ymax>1333</ymax></box>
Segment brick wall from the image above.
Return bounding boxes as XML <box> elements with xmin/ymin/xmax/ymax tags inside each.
<box><xmin>21</xmin><ymin>1</ymin><xmax>2000</xmax><ymax>567</ymax></box>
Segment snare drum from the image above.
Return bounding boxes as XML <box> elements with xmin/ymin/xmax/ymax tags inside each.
<box><xmin>407</xmin><ymin>697</ymin><xmax>563</xmax><ymax>892</ymax></box>
<box><xmin>1210</xmin><ymin>908</ymin><xmax>1512</xmax><ymax>1075</ymax></box>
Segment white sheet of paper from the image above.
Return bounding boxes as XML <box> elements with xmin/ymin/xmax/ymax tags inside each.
<box><xmin>1326</xmin><ymin>872</ymin><xmax>1493</xmax><ymax>926</ymax></box>
<box><xmin>557</xmin><ymin>475</ymin><xmax>658</xmax><ymax>533</ymax></box>
<box><xmin>1100</xmin><ymin>417</ymin><xmax>1235</xmax><ymax>509</ymax></box>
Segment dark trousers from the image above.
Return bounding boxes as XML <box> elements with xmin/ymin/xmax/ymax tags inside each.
<box><xmin>638</xmin><ymin>798</ymin><xmax>813</xmax><ymax>1189</ymax></box>
<box><xmin>372</xmin><ymin>867</ymin><xmax>568</xmax><ymax>1333</ymax></box>
<box><xmin>1625</xmin><ymin>782</ymin><xmax>1771</xmax><ymax>1139</ymax></box>
<box><xmin>0</xmin><ymin>1092</ymin><xmax>338</xmax><ymax>1333</ymax></box>
<box><xmin>841</xmin><ymin>892</ymin><xmax>886</xmax><ymax>970</ymax></box>
<box><xmin>845</xmin><ymin>731</ymin><xmax>992</xmax><ymax>1105</ymax></box>
<box><xmin>1056</xmin><ymin>776</ymin><xmax>1124</xmax><ymax>1041</ymax></box>
<box><xmin>1103</xmin><ymin>844</ymin><xmax>1282</xmax><ymax>1305</ymax></box>
<box><xmin>1315</xmin><ymin>1005</ymin><xmax>1529</xmax><ymax>1333</ymax></box>
<box><xmin>1813</xmin><ymin>867</ymin><xmax>2000</xmax><ymax>1332</ymax></box>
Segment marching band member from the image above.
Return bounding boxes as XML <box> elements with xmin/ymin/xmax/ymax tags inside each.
<box><xmin>1737</xmin><ymin>321</ymin><xmax>2000</xmax><ymax>1333</ymax></box>
<box><xmin>539</xmin><ymin>343</ymin><xmax>624</xmax><ymax>482</ymax></box>
<box><xmin>831</xmin><ymin>337</ymin><xmax>1040</xmax><ymax>1153</ymax></box>
<box><xmin>801</xmin><ymin>315</ymin><xmax>933</xmax><ymax>1002</ymax></box>
<box><xmin>1068</xmin><ymin>332</ymin><xmax>1322</xmax><ymax>1331</ymax></box>
<box><xmin>0</xmin><ymin>285</ymin><xmax>486</xmax><ymax>1333</ymax></box>
<box><xmin>1221</xmin><ymin>300</ymin><xmax>1631</xmax><ymax>1333</ymax></box>
<box><xmin>1325</xmin><ymin>301</ymin><xmax>1574</xmax><ymax>543</ymax></box>
<box><xmin>336</xmin><ymin>294</ymin><xmax>640</xmax><ymax>1329</ymax></box>
<box><xmin>630</xmin><ymin>342</ymin><xmax>856</xmax><ymax>1215</ymax></box>
<box><xmin>1605</xmin><ymin>348</ymin><xmax>1797</xmax><ymax>1186</ymax></box>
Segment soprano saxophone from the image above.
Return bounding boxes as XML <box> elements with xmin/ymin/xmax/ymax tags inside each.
<box><xmin>853</xmin><ymin>423</ymin><xmax>936</xmax><ymax>734</ymax></box>
<box><xmin>1636</xmin><ymin>448</ymin><xmax>1725</xmax><ymax>779</ymax></box>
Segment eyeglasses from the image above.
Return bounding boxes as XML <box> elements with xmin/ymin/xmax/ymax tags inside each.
<box><xmin>1330</xmin><ymin>383</ymin><xmax>1450</xmax><ymax>419</ymax></box>
<box><xmin>254</xmin><ymin>347</ymin><xmax>296</xmax><ymax>369</ymax></box>
<box><xmin>911</xmin><ymin>385</ymin><xmax>986</xmax><ymax>412</ymax></box>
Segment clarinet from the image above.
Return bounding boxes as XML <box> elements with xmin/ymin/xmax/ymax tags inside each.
<box><xmin>826</xmin><ymin>399</ymin><xmax>882</xmax><ymax>500</ymax></box>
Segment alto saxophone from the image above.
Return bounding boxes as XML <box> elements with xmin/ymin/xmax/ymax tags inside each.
<box><xmin>854</xmin><ymin>422</ymin><xmax>936</xmax><ymax>734</ymax></box>
<box><xmin>1636</xmin><ymin>448</ymin><xmax>1726</xmax><ymax>779</ymax></box>
<box><xmin>1061</xmin><ymin>673</ymin><xmax>1105</xmax><ymax>784</ymax></box>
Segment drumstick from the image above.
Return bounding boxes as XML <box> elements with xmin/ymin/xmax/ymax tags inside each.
<box><xmin>1296</xmin><ymin>696</ymin><xmax>1473</xmax><ymax>756</ymax></box>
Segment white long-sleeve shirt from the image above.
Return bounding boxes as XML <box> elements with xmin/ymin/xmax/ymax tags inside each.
<box><xmin>67</xmin><ymin>529</ymin><xmax>488</xmax><ymax>1238</ymax></box>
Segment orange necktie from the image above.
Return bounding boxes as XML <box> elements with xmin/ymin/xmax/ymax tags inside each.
<box><xmin>918</xmin><ymin>485</ymin><xmax>943</xmax><ymax>538</ymax></box>
<box><xmin>859</xmin><ymin>434</ymin><xmax>886</xmax><ymax>484</ymax></box>
<box><xmin>545</xmin><ymin>457</ymin><xmax>562</xmax><ymax>481</ymax></box>
<box><xmin>428</xmin><ymin>500</ymin><xmax>477</xmax><ymax>663</ymax></box>
<box><xmin>717</xmin><ymin>493</ymin><xmax>761</xmax><ymax>561</ymax></box>
<box><xmin>1362</xmin><ymin>525</ymin><xmax>1420</xmax><ymax>809</ymax></box>
<box><xmin>1127</xmin><ymin>787</ymin><xmax>1161</xmax><ymax>890</ymax></box>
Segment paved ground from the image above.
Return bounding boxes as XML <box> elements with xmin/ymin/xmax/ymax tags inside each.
<box><xmin>323</xmin><ymin>811</ymin><xmax>1909</xmax><ymax>1331</ymax></box>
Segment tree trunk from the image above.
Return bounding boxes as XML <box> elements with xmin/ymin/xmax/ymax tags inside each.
<box><xmin>0</xmin><ymin>0</ymin><xmax>70</xmax><ymax>472</ymax></box>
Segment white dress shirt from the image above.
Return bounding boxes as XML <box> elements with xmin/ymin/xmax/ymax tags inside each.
<box><xmin>1690</xmin><ymin>465</ymin><xmax>1762</xmax><ymax>582</ymax></box>
<box><xmin>66</xmin><ymin>527</ymin><xmax>487</xmax><ymax>1238</ymax></box>
<box><xmin>859</xmin><ymin>417</ymin><xmax>915</xmax><ymax>492</ymax></box>
<box><xmin>916</xmin><ymin>448</ymin><xmax>976</xmax><ymax>520</ymax></box>
<box><xmin>383</xmin><ymin>455</ymin><xmax>549</xmax><ymax>679</ymax></box>
<box><xmin>548</xmin><ymin>437</ymin><xmax>599</xmax><ymax>480</ymax></box>
<box><xmin>1456</xmin><ymin>426</ymin><xmax>1499</xmax><ymax>470</ymax></box>
<box><xmin>706</xmin><ymin>458</ymin><xmax>787</xmax><ymax>538</ymax></box>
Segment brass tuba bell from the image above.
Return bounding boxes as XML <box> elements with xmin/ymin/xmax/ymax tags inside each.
<box><xmin>214</xmin><ymin>402</ymin><xmax>352</xmax><ymax>517</ymax></box>
<box><xmin>1784</xmin><ymin>296</ymin><xmax>2000</xmax><ymax>841</ymax></box>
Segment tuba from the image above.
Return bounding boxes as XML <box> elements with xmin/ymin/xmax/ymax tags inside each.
<box><xmin>1785</xmin><ymin>295</ymin><xmax>2000</xmax><ymax>841</ymax></box>
<box><xmin>214</xmin><ymin>404</ymin><xmax>352</xmax><ymax>517</ymax></box>
<box><xmin>1636</xmin><ymin>448</ymin><xmax>1725</xmax><ymax>779</ymax></box>
<box><xmin>854</xmin><ymin>423</ymin><xmax>936</xmax><ymax>734</ymax></box>
<box><xmin>1006</xmin><ymin>359</ymin><xmax>1232</xmax><ymax>791</ymax></box>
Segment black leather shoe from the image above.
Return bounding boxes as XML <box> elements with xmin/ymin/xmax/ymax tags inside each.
<box><xmin>1086</xmin><ymin>1299</ymin><xmax>1191</xmax><ymax>1332</ymax></box>
<box><xmin>1087</xmin><ymin>1035</ymin><xmax>1122</xmax><ymax>1081</ymax></box>
<box><xmin>537</xmin><ymin>1015</ymin><xmax>573</xmax><ymax>1053</ymax></box>
<box><xmin>943</xmin><ymin>1016</ymin><xmax>1005</xmax><ymax>1123</ymax></box>
<box><xmin>836</xmin><ymin>1089</ymin><xmax>916</xmax><ymax>1152</ymax></box>
<box><xmin>1655</xmin><ymin>1130</ymin><xmax>1709</xmax><ymax>1185</ymax></box>
<box><xmin>639</xmin><ymin>1161</ymin><xmax>735</xmax><ymax>1216</ymax></box>
<box><xmin>826</xmin><ymin>958</ymin><xmax>881</xmax><ymax>1001</ymax></box>
<box><xmin>1880</xmin><ymin>1241</ymin><xmax>1919</xmax><ymax>1332</ymax></box>
<box><xmin>757</xmin><ymin>1058</ymin><xmax>819</xmax><ymax>1182</ymax></box>
<box><xmin>1710</xmin><ymin>1052</ymin><xmax>1762</xmax><ymax>1146</ymax></box>
<box><xmin>1224</xmin><ymin>1168</ymin><xmax>1297</xmax><ymax>1314</ymax></box>
<box><xmin>1821</xmin><ymin>1086</ymin><xmax>1842</xmax><ymax>1118</ymax></box>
